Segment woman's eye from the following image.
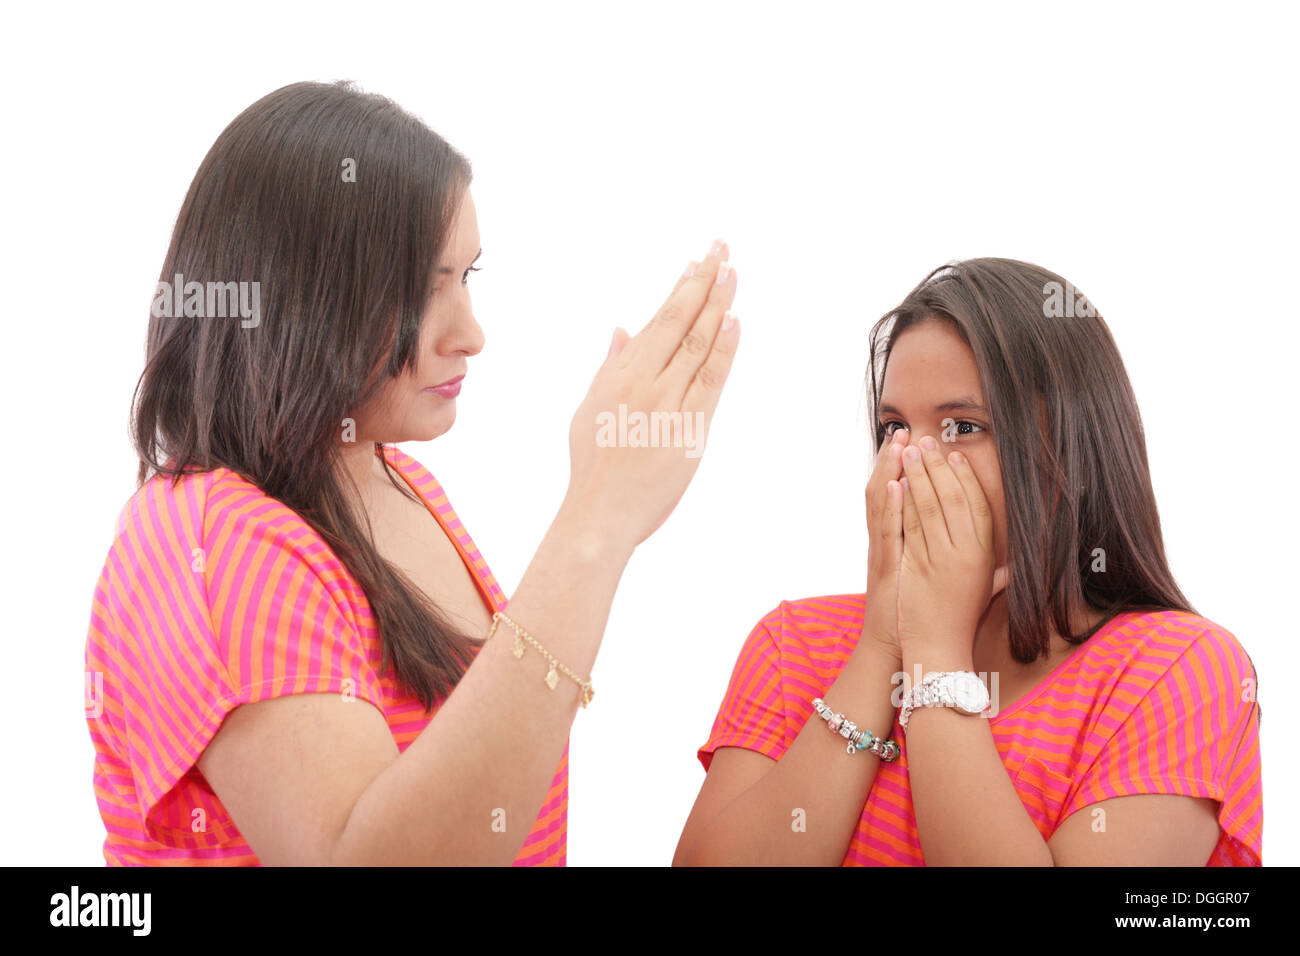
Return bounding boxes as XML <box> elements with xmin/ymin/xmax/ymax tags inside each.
<box><xmin>462</xmin><ymin>265</ymin><xmax>481</xmax><ymax>286</ymax></box>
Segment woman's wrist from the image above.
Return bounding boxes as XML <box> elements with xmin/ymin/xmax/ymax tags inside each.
<box><xmin>550</xmin><ymin>496</ymin><xmax>637</xmax><ymax>568</ymax></box>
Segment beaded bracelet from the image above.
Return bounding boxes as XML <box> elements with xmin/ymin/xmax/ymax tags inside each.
<box><xmin>812</xmin><ymin>697</ymin><xmax>899</xmax><ymax>761</ymax></box>
<box><xmin>488</xmin><ymin>611</ymin><xmax>595</xmax><ymax>708</ymax></box>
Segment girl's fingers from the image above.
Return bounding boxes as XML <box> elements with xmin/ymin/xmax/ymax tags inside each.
<box><xmin>945</xmin><ymin>449</ymin><xmax>995</xmax><ymax>554</ymax></box>
<box><xmin>992</xmin><ymin>565</ymin><xmax>1010</xmax><ymax>596</ymax></box>
<box><xmin>883</xmin><ymin>478</ymin><xmax>904</xmax><ymax>566</ymax></box>
<box><xmin>915</xmin><ymin>436</ymin><xmax>974</xmax><ymax>549</ymax></box>
<box><xmin>866</xmin><ymin>428</ymin><xmax>908</xmax><ymax>529</ymax></box>
<box><xmin>900</xmin><ymin>475</ymin><xmax>929</xmax><ymax>562</ymax></box>
<box><xmin>899</xmin><ymin>442</ymin><xmax>950</xmax><ymax>551</ymax></box>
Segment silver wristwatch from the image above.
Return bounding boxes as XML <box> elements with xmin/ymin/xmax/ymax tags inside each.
<box><xmin>898</xmin><ymin>670</ymin><xmax>990</xmax><ymax>730</ymax></box>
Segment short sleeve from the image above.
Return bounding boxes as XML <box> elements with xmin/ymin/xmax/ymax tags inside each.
<box><xmin>697</xmin><ymin>606</ymin><xmax>790</xmax><ymax>772</ymax></box>
<box><xmin>103</xmin><ymin>475</ymin><xmax>387</xmax><ymax>847</ymax></box>
<box><xmin>1060</xmin><ymin>624</ymin><xmax>1262</xmax><ymax>865</ymax></box>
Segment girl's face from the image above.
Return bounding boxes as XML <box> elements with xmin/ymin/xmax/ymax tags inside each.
<box><xmin>878</xmin><ymin>319</ymin><xmax>1007</xmax><ymax>571</ymax></box>
<box><xmin>351</xmin><ymin>188</ymin><xmax>485</xmax><ymax>443</ymax></box>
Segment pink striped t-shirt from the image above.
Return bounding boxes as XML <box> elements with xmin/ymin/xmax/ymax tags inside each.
<box><xmin>85</xmin><ymin>442</ymin><xmax>567</xmax><ymax>865</ymax></box>
<box><xmin>698</xmin><ymin>595</ymin><xmax>1262</xmax><ymax>866</ymax></box>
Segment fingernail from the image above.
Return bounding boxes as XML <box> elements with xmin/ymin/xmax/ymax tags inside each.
<box><xmin>949</xmin><ymin>451</ymin><xmax>964</xmax><ymax>465</ymax></box>
<box><xmin>904</xmin><ymin>446</ymin><xmax>920</xmax><ymax>460</ymax></box>
<box><xmin>682</xmin><ymin>260</ymin><xmax>698</xmax><ymax>281</ymax></box>
<box><xmin>715</xmin><ymin>261</ymin><xmax>732</xmax><ymax>285</ymax></box>
<box><xmin>920</xmin><ymin>436</ymin><xmax>937</xmax><ymax>451</ymax></box>
<box><xmin>722</xmin><ymin>310</ymin><xmax>737</xmax><ymax>332</ymax></box>
<box><xmin>707</xmin><ymin>239</ymin><xmax>724</xmax><ymax>259</ymax></box>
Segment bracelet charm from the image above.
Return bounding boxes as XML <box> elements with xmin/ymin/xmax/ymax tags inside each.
<box><xmin>489</xmin><ymin>611</ymin><xmax>595</xmax><ymax>708</ymax></box>
<box><xmin>812</xmin><ymin>697</ymin><xmax>899</xmax><ymax>762</ymax></box>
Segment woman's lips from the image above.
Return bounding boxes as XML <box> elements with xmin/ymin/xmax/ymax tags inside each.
<box><xmin>426</xmin><ymin>374</ymin><xmax>464</xmax><ymax>398</ymax></box>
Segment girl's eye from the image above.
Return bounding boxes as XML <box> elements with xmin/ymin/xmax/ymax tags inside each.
<box><xmin>950</xmin><ymin>420</ymin><xmax>984</xmax><ymax>436</ymax></box>
<box><xmin>880</xmin><ymin>419</ymin><xmax>986</xmax><ymax>438</ymax></box>
<box><xmin>462</xmin><ymin>265</ymin><xmax>481</xmax><ymax>286</ymax></box>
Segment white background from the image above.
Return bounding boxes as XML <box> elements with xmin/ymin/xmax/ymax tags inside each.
<box><xmin>2</xmin><ymin>0</ymin><xmax>1295</xmax><ymax>866</ymax></box>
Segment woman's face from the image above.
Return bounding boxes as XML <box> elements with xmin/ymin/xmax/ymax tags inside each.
<box><xmin>352</xmin><ymin>188</ymin><xmax>485</xmax><ymax>443</ymax></box>
<box><xmin>878</xmin><ymin>319</ymin><xmax>1007</xmax><ymax>570</ymax></box>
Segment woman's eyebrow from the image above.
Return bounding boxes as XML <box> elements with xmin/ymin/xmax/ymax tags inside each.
<box><xmin>436</xmin><ymin>248</ymin><xmax>482</xmax><ymax>274</ymax></box>
<box><xmin>879</xmin><ymin>396</ymin><xmax>987</xmax><ymax>416</ymax></box>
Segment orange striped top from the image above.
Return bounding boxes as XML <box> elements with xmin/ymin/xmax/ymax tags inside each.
<box><xmin>84</xmin><ymin>442</ymin><xmax>567</xmax><ymax>865</ymax></box>
<box><xmin>698</xmin><ymin>595</ymin><xmax>1262</xmax><ymax>866</ymax></box>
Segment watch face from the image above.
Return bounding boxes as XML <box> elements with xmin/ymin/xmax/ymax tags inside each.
<box><xmin>954</xmin><ymin>673</ymin><xmax>989</xmax><ymax>713</ymax></box>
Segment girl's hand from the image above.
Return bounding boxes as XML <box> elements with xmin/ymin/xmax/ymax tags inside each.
<box><xmin>563</xmin><ymin>240</ymin><xmax>739</xmax><ymax>554</ymax></box>
<box><xmin>896</xmin><ymin>436</ymin><xmax>1009</xmax><ymax>659</ymax></box>
<box><xmin>861</xmin><ymin>427</ymin><xmax>908</xmax><ymax>664</ymax></box>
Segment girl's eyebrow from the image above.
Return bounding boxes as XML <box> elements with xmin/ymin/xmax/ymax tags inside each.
<box><xmin>879</xmin><ymin>396</ymin><xmax>987</xmax><ymax>416</ymax></box>
<box><xmin>436</xmin><ymin>248</ymin><xmax>482</xmax><ymax>275</ymax></box>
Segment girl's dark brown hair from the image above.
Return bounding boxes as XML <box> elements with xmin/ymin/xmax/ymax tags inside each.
<box><xmin>131</xmin><ymin>79</ymin><xmax>476</xmax><ymax>710</ymax></box>
<box><xmin>867</xmin><ymin>258</ymin><xmax>1196</xmax><ymax>664</ymax></box>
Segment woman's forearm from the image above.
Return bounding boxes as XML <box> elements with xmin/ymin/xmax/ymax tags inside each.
<box><xmin>331</xmin><ymin>501</ymin><xmax>632</xmax><ymax>865</ymax></box>
<box><xmin>679</xmin><ymin>641</ymin><xmax>902</xmax><ymax>866</ymax></box>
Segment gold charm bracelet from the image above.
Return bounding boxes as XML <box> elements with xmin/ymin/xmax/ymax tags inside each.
<box><xmin>488</xmin><ymin>611</ymin><xmax>595</xmax><ymax>708</ymax></box>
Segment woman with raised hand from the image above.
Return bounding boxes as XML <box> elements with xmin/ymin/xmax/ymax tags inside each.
<box><xmin>84</xmin><ymin>80</ymin><xmax>740</xmax><ymax>866</ymax></box>
<box><xmin>676</xmin><ymin>258</ymin><xmax>1262</xmax><ymax>866</ymax></box>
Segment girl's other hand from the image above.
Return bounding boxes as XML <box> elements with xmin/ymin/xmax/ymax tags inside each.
<box><xmin>861</xmin><ymin>427</ymin><xmax>908</xmax><ymax>665</ymax></box>
<box><xmin>896</xmin><ymin>437</ymin><xmax>1009</xmax><ymax>659</ymax></box>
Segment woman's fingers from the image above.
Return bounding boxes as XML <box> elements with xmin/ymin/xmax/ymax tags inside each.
<box><xmin>619</xmin><ymin>240</ymin><xmax>730</xmax><ymax>375</ymax></box>
<box><xmin>658</xmin><ymin>260</ymin><xmax>737</xmax><ymax>399</ymax></box>
<box><xmin>602</xmin><ymin>326</ymin><xmax>631</xmax><ymax>367</ymax></box>
<box><xmin>680</xmin><ymin>309</ymin><xmax>740</xmax><ymax>418</ymax></box>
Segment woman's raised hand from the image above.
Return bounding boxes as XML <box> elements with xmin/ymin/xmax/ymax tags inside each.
<box><xmin>563</xmin><ymin>239</ymin><xmax>740</xmax><ymax>554</ymax></box>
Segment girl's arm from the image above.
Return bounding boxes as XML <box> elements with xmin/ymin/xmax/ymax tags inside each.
<box><xmin>674</xmin><ymin>639</ymin><xmax>901</xmax><ymax>866</ymax></box>
<box><xmin>902</xmin><ymin>663</ymin><xmax>1220</xmax><ymax>866</ymax></box>
<box><xmin>897</xmin><ymin>437</ymin><xmax>1222</xmax><ymax>866</ymax></box>
<box><xmin>675</xmin><ymin>430</ymin><xmax>912</xmax><ymax>865</ymax></box>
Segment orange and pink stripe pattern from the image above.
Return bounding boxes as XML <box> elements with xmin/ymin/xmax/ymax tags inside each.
<box><xmin>698</xmin><ymin>596</ymin><xmax>1262</xmax><ymax>866</ymax></box>
<box><xmin>85</xmin><ymin>443</ymin><xmax>567</xmax><ymax>865</ymax></box>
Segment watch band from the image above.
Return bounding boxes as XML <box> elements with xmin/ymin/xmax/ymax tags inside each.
<box><xmin>899</xmin><ymin>670</ymin><xmax>989</xmax><ymax>730</ymax></box>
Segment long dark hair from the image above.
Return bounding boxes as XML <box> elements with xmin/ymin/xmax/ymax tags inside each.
<box><xmin>131</xmin><ymin>80</ymin><xmax>477</xmax><ymax>710</ymax></box>
<box><xmin>867</xmin><ymin>258</ymin><xmax>1196</xmax><ymax>664</ymax></box>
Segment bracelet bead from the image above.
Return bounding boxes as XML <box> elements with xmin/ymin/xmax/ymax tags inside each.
<box><xmin>811</xmin><ymin>698</ymin><xmax>896</xmax><ymax>760</ymax></box>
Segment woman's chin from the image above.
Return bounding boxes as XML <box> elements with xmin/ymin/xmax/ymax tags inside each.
<box><xmin>410</xmin><ymin>408</ymin><xmax>456</xmax><ymax>441</ymax></box>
